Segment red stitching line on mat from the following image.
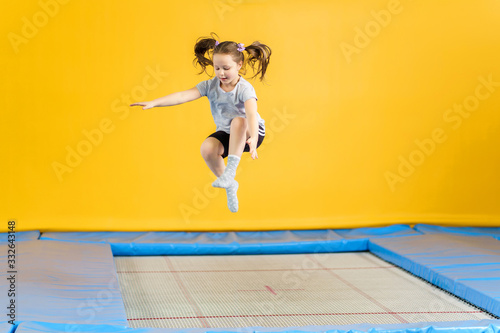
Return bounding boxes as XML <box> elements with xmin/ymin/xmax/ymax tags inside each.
<box><xmin>265</xmin><ymin>285</ymin><xmax>277</xmax><ymax>295</ymax></box>
<box><xmin>237</xmin><ymin>289</ymin><xmax>305</xmax><ymax>291</ymax></box>
<box><xmin>127</xmin><ymin>311</ymin><xmax>483</xmax><ymax>321</ymax></box>
<box><xmin>163</xmin><ymin>257</ymin><xmax>210</xmax><ymax>328</ymax></box>
<box><xmin>116</xmin><ymin>266</ymin><xmax>396</xmax><ymax>273</ymax></box>
<box><xmin>305</xmin><ymin>254</ymin><xmax>409</xmax><ymax>324</ymax></box>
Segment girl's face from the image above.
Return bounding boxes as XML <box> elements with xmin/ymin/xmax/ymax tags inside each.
<box><xmin>213</xmin><ymin>53</ymin><xmax>242</xmax><ymax>85</ymax></box>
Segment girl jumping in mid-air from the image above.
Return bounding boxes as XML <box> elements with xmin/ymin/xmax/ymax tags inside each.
<box><xmin>130</xmin><ymin>32</ymin><xmax>272</xmax><ymax>213</ymax></box>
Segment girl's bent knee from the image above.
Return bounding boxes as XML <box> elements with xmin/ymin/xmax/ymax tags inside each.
<box><xmin>231</xmin><ymin>117</ymin><xmax>247</xmax><ymax>128</ymax></box>
<box><xmin>201</xmin><ymin>138</ymin><xmax>222</xmax><ymax>159</ymax></box>
<box><xmin>200</xmin><ymin>141</ymin><xmax>214</xmax><ymax>158</ymax></box>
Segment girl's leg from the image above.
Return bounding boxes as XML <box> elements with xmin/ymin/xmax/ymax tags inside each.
<box><xmin>213</xmin><ymin>117</ymin><xmax>248</xmax><ymax>189</ymax></box>
<box><xmin>228</xmin><ymin>117</ymin><xmax>249</xmax><ymax>157</ymax></box>
<box><xmin>213</xmin><ymin>117</ymin><xmax>250</xmax><ymax>213</ymax></box>
<box><xmin>200</xmin><ymin>137</ymin><xmax>226</xmax><ymax>177</ymax></box>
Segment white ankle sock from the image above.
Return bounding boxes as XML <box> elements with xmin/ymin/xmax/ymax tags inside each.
<box><xmin>212</xmin><ymin>154</ymin><xmax>241</xmax><ymax>188</ymax></box>
<box><xmin>225</xmin><ymin>179</ymin><xmax>239</xmax><ymax>212</ymax></box>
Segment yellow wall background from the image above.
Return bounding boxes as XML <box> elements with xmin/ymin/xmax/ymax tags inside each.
<box><xmin>1</xmin><ymin>0</ymin><xmax>499</xmax><ymax>232</ymax></box>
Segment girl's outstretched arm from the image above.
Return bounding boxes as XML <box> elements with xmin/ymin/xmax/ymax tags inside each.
<box><xmin>130</xmin><ymin>87</ymin><xmax>202</xmax><ymax>110</ymax></box>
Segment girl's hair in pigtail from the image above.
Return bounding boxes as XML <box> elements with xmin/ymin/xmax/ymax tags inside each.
<box><xmin>244</xmin><ymin>41</ymin><xmax>272</xmax><ymax>82</ymax></box>
<box><xmin>193</xmin><ymin>32</ymin><xmax>272</xmax><ymax>82</ymax></box>
<box><xmin>192</xmin><ymin>32</ymin><xmax>220</xmax><ymax>76</ymax></box>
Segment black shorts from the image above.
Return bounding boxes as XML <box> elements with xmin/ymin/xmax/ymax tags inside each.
<box><xmin>207</xmin><ymin>124</ymin><xmax>265</xmax><ymax>159</ymax></box>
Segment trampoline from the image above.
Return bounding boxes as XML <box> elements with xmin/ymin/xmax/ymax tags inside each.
<box><xmin>115</xmin><ymin>252</ymin><xmax>493</xmax><ymax>328</ymax></box>
<box><xmin>1</xmin><ymin>224</ymin><xmax>500</xmax><ymax>333</ymax></box>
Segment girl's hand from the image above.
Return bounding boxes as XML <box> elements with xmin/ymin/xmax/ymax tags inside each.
<box><xmin>246</xmin><ymin>136</ymin><xmax>259</xmax><ymax>160</ymax></box>
<box><xmin>130</xmin><ymin>101</ymin><xmax>156</xmax><ymax>110</ymax></box>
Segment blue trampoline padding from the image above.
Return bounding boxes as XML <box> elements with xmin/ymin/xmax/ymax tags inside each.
<box><xmin>40</xmin><ymin>230</ymin><xmax>367</xmax><ymax>255</ymax></box>
<box><xmin>369</xmin><ymin>234</ymin><xmax>500</xmax><ymax>317</ymax></box>
<box><xmin>0</xmin><ymin>322</ymin><xmax>15</xmax><ymax>333</ymax></box>
<box><xmin>0</xmin><ymin>230</ymin><xmax>40</xmax><ymax>243</ymax></box>
<box><xmin>13</xmin><ymin>319</ymin><xmax>500</xmax><ymax>333</ymax></box>
<box><xmin>0</xmin><ymin>240</ymin><xmax>127</xmax><ymax>326</ymax></box>
<box><xmin>414</xmin><ymin>224</ymin><xmax>500</xmax><ymax>240</ymax></box>
<box><xmin>334</xmin><ymin>224</ymin><xmax>421</xmax><ymax>239</ymax></box>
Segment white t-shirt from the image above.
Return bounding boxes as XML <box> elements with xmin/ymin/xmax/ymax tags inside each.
<box><xmin>196</xmin><ymin>75</ymin><xmax>266</xmax><ymax>135</ymax></box>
